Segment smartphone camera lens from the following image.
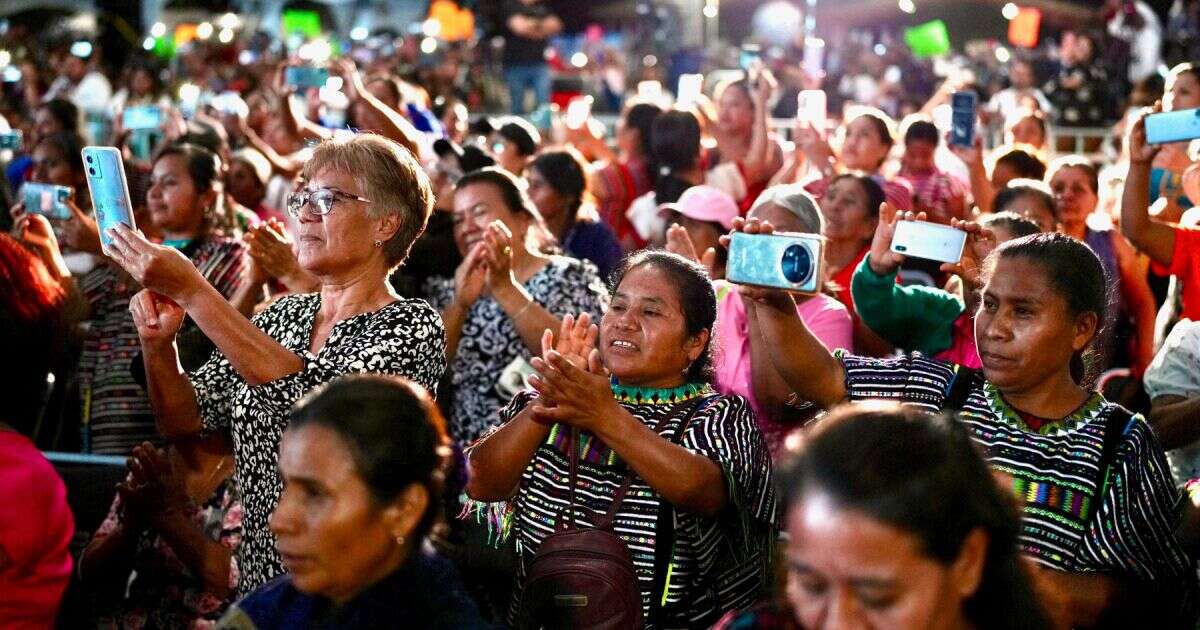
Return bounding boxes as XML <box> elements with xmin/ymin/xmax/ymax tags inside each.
<box><xmin>781</xmin><ymin>243</ymin><xmax>814</xmax><ymax>286</ymax></box>
<box><xmin>86</xmin><ymin>155</ymin><xmax>93</xmax><ymax>163</ymax></box>
<box><xmin>88</xmin><ymin>167</ymin><xmax>96</xmax><ymax>176</ymax></box>
<box><xmin>895</xmin><ymin>245</ymin><xmax>907</xmax><ymax>252</ymax></box>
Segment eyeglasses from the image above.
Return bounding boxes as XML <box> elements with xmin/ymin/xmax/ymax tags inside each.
<box><xmin>286</xmin><ymin>188</ymin><xmax>371</xmax><ymax>218</ymax></box>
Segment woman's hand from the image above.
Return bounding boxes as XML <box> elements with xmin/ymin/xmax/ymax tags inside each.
<box><xmin>540</xmin><ymin>312</ymin><xmax>601</xmax><ymax>374</ymax></box>
<box><xmin>722</xmin><ymin>217</ymin><xmax>797</xmax><ymax>313</ymax></box>
<box><xmin>867</xmin><ymin>203</ymin><xmax>911</xmax><ymax>276</ymax></box>
<box><xmin>124</xmin><ymin>443</ymin><xmax>192</xmax><ymax>530</ymax></box>
<box><xmin>15</xmin><ymin>214</ymin><xmax>70</xmax><ymax>281</ymax></box>
<box><xmin>244</xmin><ymin>220</ymin><xmax>301</xmax><ymax>280</ymax></box>
<box><xmin>60</xmin><ymin>196</ymin><xmax>102</xmax><ymax>256</ymax></box>
<box><xmin>948</xmin><ymin>134</ymin><xmax>984</xmax><ymax>170</ymax></box>
<box><xmin>941</xmin><ymin>218</ymin><xmax>996</xmax><ymax>288</ymax></box>
<box><xmin>452</xmin><ymin>242</ymin><xmax>488</xmax><ymax>308</ymax></box>
<box><xmin>129</xmin><ymin>289</ymin><xmax>186</xmax><ymax>346</ymax></box>
<box><xmin>528</xmin><ymin>349</ymin><xmax>615</xmax><ymax>432</ymax></box>
<box><xmin>105</xmin><ymin>224</ymin><xmax>205</xmax><ymax>304</ymax></box>
<box><xmin>1128</xmin><ymin>103</ymin><xmax>1163</xmax><ymax>166</ymax></box>
<box><xmin>480</xmin><ymin>220</ymin><xmax>519</xmax><ymax>293</ymax></box>
<box><xmin>794</xmin><ymin>121</ymin><xmax>833</xmax><ymax>171</ymax></box>
<box><xmin>666</xmin><ymin>224</ymin><xmax>718</xmax><ymax>277</ymax></box>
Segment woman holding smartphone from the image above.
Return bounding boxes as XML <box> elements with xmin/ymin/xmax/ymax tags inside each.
<box><xmin>737</xmin><ymin>217</ymin><xmax>1192</xmax><ymax>627</ymax></box>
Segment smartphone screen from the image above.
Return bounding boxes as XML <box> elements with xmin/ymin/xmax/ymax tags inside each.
<box><xmin>949</xmin><ymin>91</ymin><xmax>977</xmax><ymax>148</ymax></box>
<box><xmin>802</xmin><ymin>38</ymin><xmax>825</xmax><ymax>77</ymax></box>
<box><xmin>797</xmin><ymin>90</ymin><xmax>827</xmax><ymax>131</ymax></box>
<box><xmin>285</xmin><ymin>66</ymin><xmax>330</xmax><ymax>89</ymax></box>
<box><xmin>565</xmin><ymin>96</ymin><xmax>593</xmax><ymax>130</ymax></box>
<box><xmin>739</xmin><ymin>45</ymin><xmax>762</xmax><ymax>72</ymax></box>
<box><xmin>22</xmin><ymin>182</ymin><xmax>73</xmax><ymax>221</ymax></box>
<box><xmin>677</xmin><ymin>74</ymin><xmax>704</xmax><ymax>108</ymax></box>
<box><xmin>82</xmin><ymin>146</ymin><xmax>137</xmax><ymax>256</ymax></box>
<box><xmin>637</xmin><ymin>81</ymin><xmax>662</xmax><ymax>101</ymax></box>
<box><xmin>123</xmin><ymin>105</ymin><xmax>162</xmax><ymax>131</ymax></box>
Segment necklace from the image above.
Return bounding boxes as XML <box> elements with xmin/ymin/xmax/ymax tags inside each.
<box><xmin>189</xmin><ymin>456</ymin><xmax>233</xmax><ymax>503</ymax></box>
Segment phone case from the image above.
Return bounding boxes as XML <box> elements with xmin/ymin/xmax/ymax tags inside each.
<box><xmin>285</xmin><ymin>66</ymin><xmax>330</xmax><ymax>89</ymax></box>
<box><xmin>726</xmin><ymin>232</ymin><xmax>826</xmax><ymax>294</ymax></box>
<box><xmin>949</xmin><ymin>92</ymin><xmax>977</xmax><ymax>147</ymax></box>
<box><xmin>797</xmin><ymin>90</ymin><xmax>827</xmax><ymax>129</ymax></box>
<box><xmin>22</xmin><ymin>183</ymin><xmax>73</xmax><ymax>221</ymax></box>
<box><xmin>0</xmin><ymin>130</ymin><xmax>21</xmax><ymax>150</ymax></box>
<box><xmin>890</xmin><ymin>221</ymin><xmax>967</xmax><ymax>264</ymax></box>
<box><xmin>82</xmin><ymin>146</ymin><xmax>136</xmax><ymax>256</ymax></box>
<box><xmin>1144</xmin><ymin>108</ymin><xmax>1200</xmax><ymax>145</ymax></box>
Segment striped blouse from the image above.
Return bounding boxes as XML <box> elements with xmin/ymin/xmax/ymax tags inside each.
<box><xmin>468</xmin><ymin>385</ymin><xmax>777</xmax><ymax>629</ymax></box>
<box><xmin>837</xmin><ymin>352</ymin><xmax>1190</xmax><ymax>580</ymax></box>
<box><xmin>76</xmin><ymin>237</ymin><xmax>244</xmax><ymax>455</ymax></box>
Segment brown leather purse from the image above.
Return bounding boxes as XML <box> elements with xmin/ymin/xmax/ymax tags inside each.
<box><xmin>519</xmin><ymin>399</ymin><xmax>705</xmax><ymax>630</ymax></box>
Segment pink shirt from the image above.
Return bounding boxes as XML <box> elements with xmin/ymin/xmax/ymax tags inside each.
<box><xmin>713</xmin><ymin>283</ymin><xmax>853</xmax><ymax>446</ymax></box>
<box><xmin>0</xmin><ymin>431</ymin><xmax>74</xmax><ymax>629</ymax></box>
<box><xmin>933</xmin><ymin>311</ymin><xmax>982</xmax><ymax>369</ymax></box>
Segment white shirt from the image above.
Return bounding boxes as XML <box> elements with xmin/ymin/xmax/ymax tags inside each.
<box><xmin>1144</xmin><ymin>319</ymin><xmax>1200</xmax><ymax>485</ymax></box>
<box><xmin>45</xmin><ymin>71</ymin><xmax>113</xmax><ymax>115</ymax></box>
<box><xmin>986</xmin><ymin>87</ymin><xmax>1053</xmax><ymax>123</ymax></box>
<box><xmin>1108</xmin><ymin>1</ymin><xmax>1163</xmax><ymax>83</ymax></box>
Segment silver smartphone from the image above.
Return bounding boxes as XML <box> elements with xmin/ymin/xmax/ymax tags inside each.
<box><xmin>82</xmin><ymin>146</ymin><xmax>136</xmax><ymax>257</ymax></box>
<box><xmin>890</xmin><ymin>220</ymin><xmax>966</xmax><ymax>264</ymax></box>
<box><xmin>726</xmin><ymin>231</ymin><xmax>826</xmax><ymax>295</ymax></box>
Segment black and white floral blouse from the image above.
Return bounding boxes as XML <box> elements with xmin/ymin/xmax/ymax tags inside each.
<box><xmin>190</xmin><ymin>293</ymin><xmax>446</xmax><ymax>594</ymax></box>
<box><xmin>427</xmin><ymin>256</ymin><xmax>609</xmax><ymax>445</ymax></box>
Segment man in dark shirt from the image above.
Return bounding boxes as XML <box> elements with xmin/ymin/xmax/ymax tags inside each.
<box><xmin>502</xmin><ymin>0</ymin><xmax>562</xmax><ymax>114</ymax></box>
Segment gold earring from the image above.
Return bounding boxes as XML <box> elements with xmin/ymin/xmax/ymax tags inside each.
<box><xmin>394</xmin><ymin>534</ymin><xmax>405</xmax><ymax>546</ymax></box>
<box><xmin>374</xmin><ymin>240</ymin><xmax>383</xmax><ymax>248</ymax></box>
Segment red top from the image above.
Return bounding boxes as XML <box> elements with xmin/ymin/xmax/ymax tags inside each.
<box><xmin>1151</xmin><ymin>225</ymin><xmax>1200</xmax><ymax>321</ymax></box>
<box><xmin>0</xmin><ymin>431</ymin><xmax>74</xmax><ymax>629</ymax></box>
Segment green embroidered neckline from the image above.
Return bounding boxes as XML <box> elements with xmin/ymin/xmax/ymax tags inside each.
<box><xmin>610</xmin><ymin>381</ymin><xmax>712</xmax><ymax>405</ymax></box>
<box><xmin>983</xmin><ymin>382</ymin><xmax>1105</xmax><ymax>435</ymax></box>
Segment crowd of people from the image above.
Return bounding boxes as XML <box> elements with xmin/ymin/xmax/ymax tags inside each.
<box><xmin>3</xmin><ymin>1</ymin><xmax>1200</xmax><ymax>628</ymax></box>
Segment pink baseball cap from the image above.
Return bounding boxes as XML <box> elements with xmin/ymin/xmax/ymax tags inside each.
<box><xmin>659</xmin><ymin>185</ymin><xmax>739</xmax><ymax>230</ymax></box>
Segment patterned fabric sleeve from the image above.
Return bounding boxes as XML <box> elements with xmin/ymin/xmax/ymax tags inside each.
<box><xmin>680</xmin><ymin>395</ymin><xmax>778</xmax><ymax>535</ymax></box>
<box><xmin>242</xmin><ymin>301</ymin><xmax>446</xmax><ymax>418</ymax></box>
<box><xmin>1076</xmin><ymin>416</ymin><xmax>1191</xmax><ymax>580</ymax></box>
<box><xmin>837</xmin><ymin>350</ymin><xmax>955</xmax><ymax>410</ymax></box>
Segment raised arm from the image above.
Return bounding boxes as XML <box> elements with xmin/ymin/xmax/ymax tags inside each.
<box><xmin>740</xmin><ymin>69</ymin><xmax>778</xmax><ymax>186</ymax></box>
<box><xmin>333</xmin><ymin>59</ymin><xmax>421</xmax><ymax>157</ymax></box>
<box><xmin>1122</xmin><ymin>108</ymin><xmax>1177</xmax><ymax>266</ymax></box>
<box><xmin>466</xmin><ymin>316</ymin><xmax>596</xmax><ymax>501</ymax></box>
<box><xmin>129</xmin><ymin>290</ymin><xmax>203</xmax><ymax>439</ymax></box>
<box><xmin>480</xmin><ymin>221</ymin><xmax>571</xmax><ymax>355</ymax></box>
<box><xmin>730</xmin><ymin>218</ymin><xmax>847</xmax><ymax>409</ymax></box>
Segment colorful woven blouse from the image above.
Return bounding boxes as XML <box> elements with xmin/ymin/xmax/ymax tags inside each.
<box><xmin>465</xmin><ymin>384</ymin><xmax>778</xmax><ymax>629</ymax></box>
<box><xmin>837</xmin><ymin>352</ymin><xmax>1189</xmax><ymax>580</ymax></box>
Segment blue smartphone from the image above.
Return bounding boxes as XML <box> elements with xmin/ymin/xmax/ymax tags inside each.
<box><xmin>284</xmin><ymin>66</ymin><xmax>330</xmax><ymax>89</ymax></box>
<box><xmin>726</xmin><ymin>231</ymin><xmax>826</xmax><ymax>295</ymax></box>
<box><xmin>82</xmin><ymin>146</ymin><xmax>136</xmax><ymax>256</ymax></box>
<box><xmin>22</xmin><ymin>182</ymin><xmax>73</xmax><ymax>221</ymax></box>
<box><xmin>1144</xmin><ymin>108</ymin><xmax>1200</xmax><ymax>145</ymax></box>
<box><xmin>0</xmin><ymin>130</ymin><xmax>21</xmax><ymax>150</ymax></box>
<box><xmin>739</xmin><ymin>45</ymin><xmax>761</xmax><ymax>72</ymax></box>
<box><xmin>122</xmin><ymin>105</ymin><xmax>162</xmax><ymax>131</ymax></box>
<box><xmin>949</xmin><ymin>91</ymin><xmax>977</xmax><ymax>148</ymax></box>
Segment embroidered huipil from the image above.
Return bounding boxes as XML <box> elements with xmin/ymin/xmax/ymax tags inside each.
<box><xmin>837</xmin><ymin>352</ymin><xmax>1189</xmax><ymax>579</ymax></box>
<box><xmin>466</xmin><ymin>384</ymin><xmax>777</xmax><ymax>629</ymax></box>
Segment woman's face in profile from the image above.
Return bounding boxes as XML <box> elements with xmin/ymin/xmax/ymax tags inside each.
<box><xmin>293</xmin><ymin>168</ymin><xmax>382</xmax><ymax>276</ymax></box>
<box><xmin>785</xmin><ymin>492</ymin><xmax>983</xmax><ymax>630</ymax></box>
<box><xmin>270</xmin><ymin>424</ymin><xmax>407</xmax><ymax>603</ymax></box>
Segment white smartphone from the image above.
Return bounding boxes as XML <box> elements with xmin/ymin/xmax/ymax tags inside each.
<box><xmin>727</xmin><ymin>231</ymin><xmax>826</xmax><ymax>295</ymax></box>
<box><xmin>797</xmin><ymin>90</ymin><xmax>827</xmax><ymax>131</ymax></box>
<box><xmin>890</xmin><ymin>220</ymin><xmax>967</xmax><ymax>264</ymax></box>
<box><xmin>637</xmin><ymin>80</ymin><xmax>662</xmax><ymax>101</ymax></box>
<box><xmin>82</xmin><ymin>146</ymin><xmax>136</xmax><ymax>257</ymax></box>
<box><xmin>677</xmin><ymin>73</ymin><xmax>704</xmax><ymax>108</ymax></box>
<box><xmin>565</xmin><ymin>96</ymin><xmax>593</xmax><ymax>130</ymax></box>
<box><xmin>802</xmin><ymin>37</ymin><xmax>825</xmax><ymax>77</ymax></box>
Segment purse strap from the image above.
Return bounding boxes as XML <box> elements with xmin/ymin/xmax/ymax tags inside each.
<box><xmin>565</xmin><ymin>395</ymin><xmax>709</xmax><ymax>531</ymax></box>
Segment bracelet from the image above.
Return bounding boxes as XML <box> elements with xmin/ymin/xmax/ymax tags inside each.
<box><xmin>512</xmin><ymin>299</ymin><xmax>536</xmax><ymax>321</ymax></box>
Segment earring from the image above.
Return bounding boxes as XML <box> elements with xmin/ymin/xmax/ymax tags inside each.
<box><xmin>374</xmin><ymin>240</ymin><xmax>383</xmax><ymax>248</ymax></box>
<box><xmin>394</xmin><ymin>534</ymin><xmax>406</xmax><ymax>546</ymax></box>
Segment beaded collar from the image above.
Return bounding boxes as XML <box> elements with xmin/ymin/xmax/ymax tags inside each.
<box><xmin>610</xmin><ymin>380</ymin><xmax>712</xmax><ymax>405</ymax></box>
<box><xmin>983</xmin><ymin>381</ymin><xmax>1106</xmax><ymax>435</ymax></box>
